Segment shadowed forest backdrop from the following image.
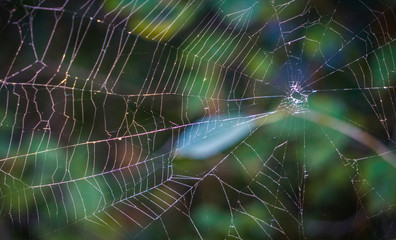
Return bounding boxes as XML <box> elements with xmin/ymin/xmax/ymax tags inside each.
<box><xmin>1</xmin><ymin>0</ymin><xmax>396</xmax><ymax>239</ymax></box>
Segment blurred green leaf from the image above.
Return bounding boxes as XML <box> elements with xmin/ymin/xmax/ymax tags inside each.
<box><xmin>180</xmin><ymin>31</ymin><xmax>240</xmax><ymax>67</ymax></box>
<box><xmin>361</xmin><ymin>157</ymin><xmax>396</xmax><ymax>214</ymax></box>
<box><xmin>104</xmin><ymin>0</ymin><xmax>201</xmax><ymax>41</ymax></box>
<box><xmin>177</xmin><ymin>114</ymin><xmax>254</xmax><ymax>159</ymax></box>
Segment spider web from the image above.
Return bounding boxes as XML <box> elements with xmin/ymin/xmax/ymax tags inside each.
<box><xmin>1</xmin><ymin>0</ymin><xmax>396</xmax><ymax>239</ymax></box>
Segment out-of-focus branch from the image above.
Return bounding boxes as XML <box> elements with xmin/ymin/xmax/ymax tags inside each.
<box><xmin>255</xmin><ymin>109</ymin><xmax>396</xmax><ymax>168</ymax></box>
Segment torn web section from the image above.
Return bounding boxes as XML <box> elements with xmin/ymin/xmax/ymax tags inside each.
<box><xmin>192</xmin><ymin>0</ymin><xmax>396</xmax><ymax>238</ymax></box>
<box><xmin>272</xmin><ymin>0</ymin><xmax>396</xmax><ymax>238</ymax></box>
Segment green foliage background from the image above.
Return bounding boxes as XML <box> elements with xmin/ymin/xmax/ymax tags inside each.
<box><xmin>1</xmin><ymin>0</ymin><xmax>396</xmax><ymax>239</ymax></box>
